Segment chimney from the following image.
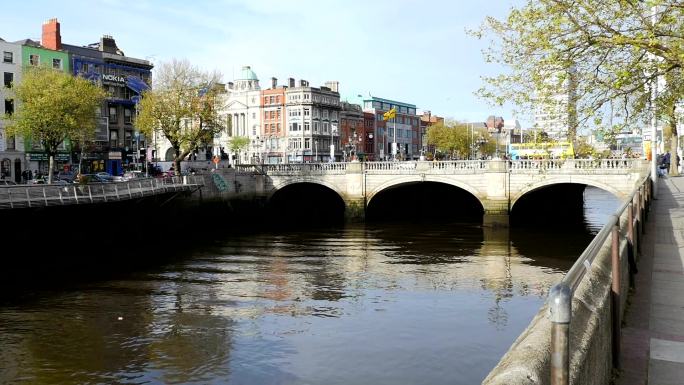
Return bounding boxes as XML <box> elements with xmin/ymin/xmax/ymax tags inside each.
<box><xmin>41</xmin><ymin>18</ymin><xmax>61</xmax><ymax>51</ymax></box>
<box><xmin>288</xmin><ymin>77</ymin><xmax>295</xmax><ymax>88</ymax></box>
<box><xmin>271</xmin><ymin>77</ymin><xmax>277</xmax><ymax>88</ymax></box>
<box><xmin>99</xmin><ymin>35</ymin><xmax>118</xmax><ymax>54</ymax></box>
<box><xmin>325</xmin><ymin>81</ymin><xmax>339</xmax><ymax>93</ymax></box>
<box><xmin>227</xmin><ymin>82</ymin><xmax>234</xmax><ymax>90</ymax></box>
<box><xmin>299</xmin><ymin>79</ymin><xmax>308</xmax><ymax>87</ymax></box>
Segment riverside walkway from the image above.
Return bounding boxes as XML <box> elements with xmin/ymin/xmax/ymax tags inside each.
<box><xmin>618</xmin><ymin>176</ymin><xmax>684</xmax><ymax>385</ymax></box>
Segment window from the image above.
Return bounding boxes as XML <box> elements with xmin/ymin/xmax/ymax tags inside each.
<box><xmin>377</xmin><ymin>114</ymin><xmax>383</xmax><ymax>121</ymax></box>
<box><xmin>29</xmin><ymin>54</ymin><xmax>39</xmax><ymax>66</ymax></box>
<box><xmin>124</xmin><ymin>130</ymin><xmax>133</xmax><ymax>149</ymax></box>
<box><xmin>290</xmin><ymin>122</ymin><xmax>299</xmax><ymax>132</ymax></box>
<box><xmin>304</xmin><ymin>108</ymin><xmax>310</xmax><ymax>116</ymax></box>
<box><xmin>109</xmin><ymin>106</ymin><xmax>118</xmax><ymax>124</ymax></box>
<box><xmin>277</xmin><ymin>123</ymin><xmax>281</xmax><ymax>132</ymax></box>
<box><xmin>264</xmin><ymin>111</ymin><xmax>269</xmax><ymax>120</ymax></box>
<box><xmin>304</xmin><ymin>94</ymin><xmax>310</xmax><ymax>100</ymax></box>
<box><xmin>4</xmin><ymin>99</ymin><xmax>14</xmax><ymax>116</ymax></box>
<box><xmin>124</xmin><ymin>108</ymin><xmax>132</xmax><ymax>124</ymax></box>
<box><xmin>2</xmin><ymin>51</ymin><xmax>12</xmax><ymax>63</ymax></box>
<box><xmin>52</xmin><ymin>58</ymin><xmax>62</xmax><ymax>69</ymax></box>
<box><xmin>314</xmin><ymin>121</ymin><xmax>319</xmax><ymax>132</ymax></box>
<box><xmin>304</xmin><ymin>122</ymin><xmax>310</xmax><ymax>131</ymax></box>
<box><xmin>269</xmin><ymin>96</ymin><xmax>274</xmax><ymax>104</ymax></box>
<box><xmin>3</xmin><ymin>72</ymin><xmax>13</xmax><ymax>88</ymax></box>
<box><xmin>323</xmin><ymin>110</ymin><xmax>329</xmax><ymax>119</ymax></box>
<box><xmin>109</xmin><ymin>130</ymin><xmax>118</xmax><ymax>147</ymax></box>
<box><xmin>276</xmin><ymin>96</ymin><xmax>281</xmax><ymax>104</ymax></box>
<box><xmin>305</xmin><ymin>138</ymin><xmax>311</xmax><ymax>149</ymax></box>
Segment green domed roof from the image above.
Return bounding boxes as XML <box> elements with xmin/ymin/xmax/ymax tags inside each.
<box><xmin>239</xmin><ymin>66</ymin><xmax>258</xmax><ymax>80</ymax></box>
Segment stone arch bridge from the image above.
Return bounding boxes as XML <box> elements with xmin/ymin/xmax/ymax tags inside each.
<box><xmin>239</xmin><ymin>159</ymin><xmax>649</xmax><ymax>226</ymax></box>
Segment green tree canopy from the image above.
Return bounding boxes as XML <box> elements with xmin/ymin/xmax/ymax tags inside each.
<box><xmin>7</xmin><ymin>66</ymin><xmax>105</xmax><ymax>183</ymax></box>
<box><xmin>227</xmin><ymin>136</ymin><xmax>250</xmax><ymax>164</ymax></box>
<box><xmin>473</xmin><ymin>0</ymin><xmax>684</xmax><ymax>172</ymax></box>
<box><xmin>136</xmin><ymin>58</ymin><xmax>226</xmax><ymax>174</ymax></box>
<box><xmin>426</xmin><ymin>121</ymin><xmax>495</xmax><ymax>159</ymax></box>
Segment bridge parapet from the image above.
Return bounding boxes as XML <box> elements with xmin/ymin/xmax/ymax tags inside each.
<box><xmin>257</xmin><ymin>159</ymin><xmax>648</xmax><ymax>177</ymax></box>
<box><xmin>510</xmin><ymin>158</ymin><xmax>647</xmax><ymax>174</ymax></box>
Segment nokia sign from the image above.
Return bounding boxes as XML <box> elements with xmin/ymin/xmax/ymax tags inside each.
<box><xmin>101</xmin><ymin>74</ymin><xmax>126</xmax><ymax>84</ymax></box>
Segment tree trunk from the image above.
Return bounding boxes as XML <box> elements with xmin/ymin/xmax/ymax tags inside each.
<box><xmin>48</xmin><ymin>155</ymin><xmax>54</xmax><ymax>184</ymax></box>
<box><xmin>669</xmin><ymin>104</ymin><xmax>679</xmax><ymax>176</ymax></box>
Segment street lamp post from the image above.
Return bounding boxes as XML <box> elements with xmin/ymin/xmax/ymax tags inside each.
<box><xmin>330</xmin><ymin>123</ymin><xmax>337</xmax><ymax>162</ymax></box>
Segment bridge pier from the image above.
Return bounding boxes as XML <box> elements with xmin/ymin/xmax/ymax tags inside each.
<box><xmin>344</xmin><ymin>198</ymin><xmax>366</xmax><ymax>222</ymax></box>
<box><xmin>482</xmin><ymin>198</ymin><xmax>510</xmax><ymax>227</ymax></box>
<box><xmin>482</xmin><ymin>160</ymin><xmax>511</xmax><ymax>227</ymax></box>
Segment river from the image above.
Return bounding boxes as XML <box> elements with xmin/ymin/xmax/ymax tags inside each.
<box><xmin>0</xmin><ymin>187</ymin><xmax>620</xmax><ymax>385</ymax></box>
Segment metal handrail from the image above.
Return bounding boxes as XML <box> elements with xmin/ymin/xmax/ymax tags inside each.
<box><xmin>0</xmin><ymin>176</ymin><xmax>203</xmax><ymax>209</ymax></box>
<box><xmin>547</xmin><ymin>173</ymin><xmax>651</xmax><ymax>385</ymax></box>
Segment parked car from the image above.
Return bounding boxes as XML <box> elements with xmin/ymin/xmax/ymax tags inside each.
<box><xmin>57</xmin><ymin>171</ymin><xmax>77</xmax><ymax>183</ymax></box>
<box><xmin>121</xmin><ymin>171</ymin><xmax>146</xmax><ymax>181</ymax></box>
<box><xmin>78</xmin><ymin>174</ymin><xmax>111</xmax><ymax>183</ymax></box>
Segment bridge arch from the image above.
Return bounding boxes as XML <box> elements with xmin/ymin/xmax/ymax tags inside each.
<box><xmin>269</xmin><ymin>178</ymin><xmax>346</xmax><ymax>201</ymax></box>
<box><xmin>510</xmin><ymin>177</ymin><xmax>626</xmax><ymax>211</ymax></box>
<box><xmin>367</xmin><ymin>175</ymin><xmax>484</xmax><ymax>210</ymax></box>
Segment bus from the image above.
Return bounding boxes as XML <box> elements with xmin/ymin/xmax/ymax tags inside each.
<box><xmin>508</xmin><ymin>141</ymin><xmax>575</xmax><ymax>159</ymax></box>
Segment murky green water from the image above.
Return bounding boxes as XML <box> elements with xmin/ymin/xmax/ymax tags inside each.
<box><xmin>0</xmin><ymin>187</ymin><xmax>619</xmax><ymax>385</ymax></box>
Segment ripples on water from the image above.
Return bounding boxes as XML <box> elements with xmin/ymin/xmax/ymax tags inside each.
<box><xmin>0</xmin><ymin>187</ymin><xmax>619</xmax><ymax>385</ymax></box>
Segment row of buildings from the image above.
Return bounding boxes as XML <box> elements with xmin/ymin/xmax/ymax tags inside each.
<box><xmin>1</xmin><ymin>18</ymin><xmax>153</xmax><ymax>182</ymax></box>
<box><xmin>182</xmin><ymin>66</ymin><xmax>439</xmax><ymax>165</ymax></box>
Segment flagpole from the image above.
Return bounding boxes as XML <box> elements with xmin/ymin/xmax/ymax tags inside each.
<box><xmin>393</xmin><ymin>114</ymin><xmax>397</xmax><ymax>161</ymax></box>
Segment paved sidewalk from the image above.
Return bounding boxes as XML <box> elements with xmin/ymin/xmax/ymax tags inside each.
<box><xmin>617</xmin><ymin>176</ymin><xmax>684</xmax><ymax>385</ymax></box>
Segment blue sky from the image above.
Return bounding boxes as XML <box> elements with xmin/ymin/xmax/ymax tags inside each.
<box><xmin>0</xmin><ymin>0</ymin><xmax>527</xmax><ymax>125</ymax></box>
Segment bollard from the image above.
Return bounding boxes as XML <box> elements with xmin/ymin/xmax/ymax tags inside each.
<box><xmin>549</xmin><ymin>284</ymin><xmax>571</xmax><ymax>385</ymax></box>
<box><xmin>611</xmin><ymin>223</ymin><xmax>621</xmax><ymax>369</ymax></box>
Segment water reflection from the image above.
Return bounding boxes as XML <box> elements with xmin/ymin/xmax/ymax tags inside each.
<box><xmin>0</xmin><ymin>187</ymin><xmax>619</xmax><ymax>385</ymax></box>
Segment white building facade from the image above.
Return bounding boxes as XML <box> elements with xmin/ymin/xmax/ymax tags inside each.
<box><xmin>284</xmin><ymin>79</ymin><xmax>341</xmax><ymax>163</ymax></box>
<box><xmin>533</xmin><ymin>67</ymin><xmax>577</xmax><ymax>140</ymax></box>
<box><xmin>0</xmin><ymin>39</ymin><xmax>25</xmax><ymax>182</ymax></box>
<box><xmin>222</xmin><ymin>66</ymin><xmax>262</xmax><ymax>164</ymax></box>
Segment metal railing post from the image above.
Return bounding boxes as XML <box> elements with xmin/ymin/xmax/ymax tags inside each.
<box><xmin>611</xmin><ymin>221</ymin><xmax>621</xmax><ymax>369</ymax></box>
<box><xmin>549</xmin><ymin>283</ymin><xmax>571</xmax><ymax>385</ymax></box>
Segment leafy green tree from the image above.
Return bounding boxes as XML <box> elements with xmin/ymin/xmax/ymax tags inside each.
<box><xmin>472</xmin><ymin>0</ymin><xmax>684</xmax><ymax>170</ymax></box>
<box><xmin>426</xmin><ymin>120</ymin><xmax>484</xmax><ymax>159</ymax></box>
<box><xmin>136</xmin><ymin>59</ymin><xmax>226</xmax><ymax>175</ymax></box>
<box><xmin>6</xmin><ymin>67</ymin><xmax>105</xmax><ymax>184</ymax></box>
<box><xmin>228</xmin><ymin>136</ymin><xmax>250</xmax><ymax>164</ymax></box>
<box><xmin>574</xmin><ymin>137</ymin><xmax>596</xmax><ymax>159</ymax></box>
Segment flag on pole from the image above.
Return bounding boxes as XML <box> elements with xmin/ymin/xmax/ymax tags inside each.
<box><xmin>383</xmin><ymin>107</ymin><xmax>396</xmax><ymax>121</ymax></box>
